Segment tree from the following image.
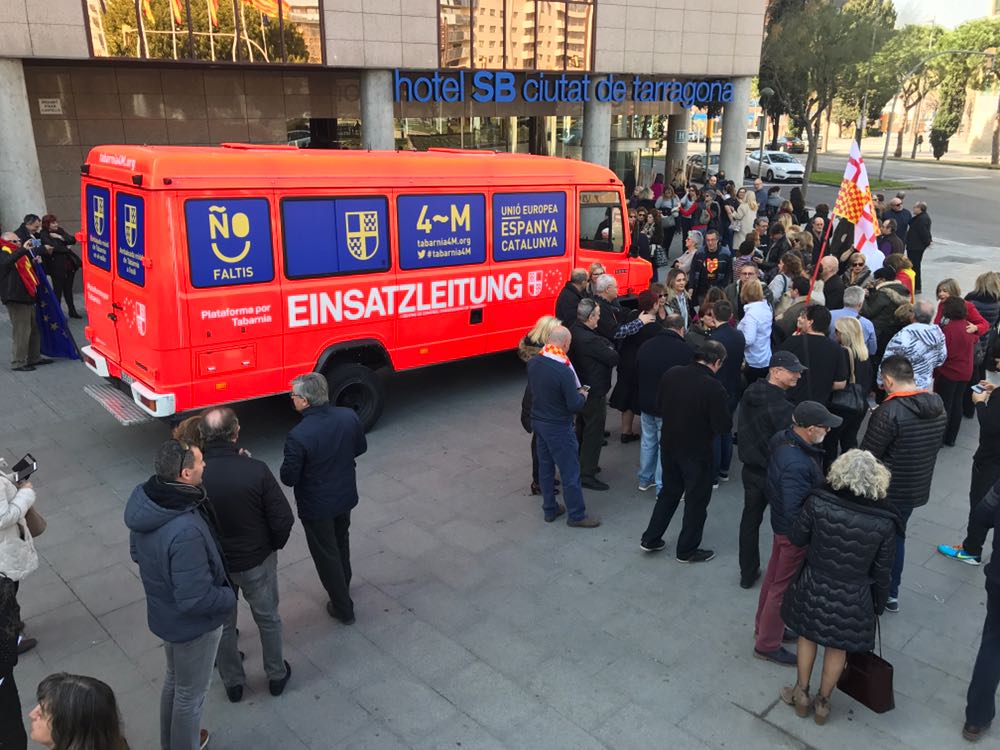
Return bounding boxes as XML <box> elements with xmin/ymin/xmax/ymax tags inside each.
<box><xmin>761</xmin><ymin>0</ymin><xmax>881</xmax><ymax>196</ymax></box>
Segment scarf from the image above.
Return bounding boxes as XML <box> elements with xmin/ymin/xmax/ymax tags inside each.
<box><xmin>540</xmin><ymin>344</ymin><xmax>581</xmax><ymax>388</ymax></box>
<box><xmin>0</xmin><ymin>239</ymin><xmax>38</xmax><ymax>298</ymax></box>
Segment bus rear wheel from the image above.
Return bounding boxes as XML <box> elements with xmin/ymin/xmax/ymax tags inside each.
<box><xmin>323</xmin><ymin>362</ymin><xmax>385</xmax><ymax>432</ymax></box>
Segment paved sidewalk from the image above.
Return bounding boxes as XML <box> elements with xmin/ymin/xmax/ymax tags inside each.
<box><xmin>4</xmin><ymin>243</ymin><xmax>1000</xmax><ymax>749</ymax></box>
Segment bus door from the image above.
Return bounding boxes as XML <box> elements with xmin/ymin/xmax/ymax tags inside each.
<box><xmin>484</xmin><ymin>189</ymin><xmax>571</xmax><ymax>350</ymax></box>
<box><xmin>181</xmin><ymin>193</ymin><xmax>285</xmax><ymax>406</ymax></box>
<box><xmin>81</xmin><ymin>181</ymin><xmax>120</xmax><ymax>362</ymax></box>
<box><xmin>575</xmin><ymin>188</ymin><xmax>640</xmax><ymax>296</ymax></box>
<box><xmin>391</xmin><ymin>191</ymin><xmax>488</xmax><ymax>369</ymax></box>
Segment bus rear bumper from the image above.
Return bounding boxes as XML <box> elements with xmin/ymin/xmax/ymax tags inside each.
<box><xmin>82</xmin><ymin>345</ymin><xmax>176</xmax><ymax>419</ymax></box>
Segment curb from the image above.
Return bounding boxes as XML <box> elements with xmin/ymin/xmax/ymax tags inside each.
<box><xmin>821</xmin><ymin>151</ymin><xmax>1000</xmax><ymax>170</ymax></box>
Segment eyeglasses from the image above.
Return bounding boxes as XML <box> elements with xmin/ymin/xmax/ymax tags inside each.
<box><xmin>851</xmin><ymin>262</ymin><xmax>865</xmax><ymax>267</ymax></box>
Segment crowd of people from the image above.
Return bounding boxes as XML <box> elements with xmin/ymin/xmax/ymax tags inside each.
<box><xmin>529</xmin><ymin>186</ymin><xmax>1000</xmax><ymax>736</ymax></box>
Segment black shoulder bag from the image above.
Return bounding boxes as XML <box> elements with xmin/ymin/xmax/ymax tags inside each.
<box><xmin>838</xmin><ymin>605</ymin><xmax>895</xmax><ymax>713</ymax></box>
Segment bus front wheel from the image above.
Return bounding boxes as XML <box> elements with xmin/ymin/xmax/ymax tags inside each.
<box><xmin>323</xmin><ymin>362</ymin><xmax>385</xmax><ymax>432</ymax></box>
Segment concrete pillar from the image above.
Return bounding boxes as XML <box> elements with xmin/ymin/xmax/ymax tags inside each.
<box><xmin>720</xmin><ymin>76</ymin><xmax>752</xmax><ymax>184</ymax></box>
<box><xmin>0</xmin><ymin>60</ymin><xmax>45</xmax><ymax>232</ymax></box>
<box><xmin>664</xmin><ymin>110</ymin><xmax>691</xmax><ymax>182</ymax></box>
<box><xmin>582</xmin><ymin>95</ymin><xmax>612</xmax><ymax>167</ymax></box>
<box><xmin>360</xmin><ymin>70</ymin><xmax>395</xmax><ymax>151</ymax></box>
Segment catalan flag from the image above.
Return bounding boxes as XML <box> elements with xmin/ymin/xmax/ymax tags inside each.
<box><xmin>832</xmin><ymin>140</ymin><xmax>884</xmax><ymax>269</ymax></box>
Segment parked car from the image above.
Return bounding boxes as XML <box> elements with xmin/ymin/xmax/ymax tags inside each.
<box><xmin>687</xmin><ymin>152</ymin><xmax>720</xmax><ymax>182</ymax></box>
<box><xmin>744</xmin><ymin>150</ymin><xmax>804</xmax><ymax>183</ymax></box>
<box><xmin>778</xmin><ymin>134</ymin><xmax>805</xmax><ymax>153</ymax></box>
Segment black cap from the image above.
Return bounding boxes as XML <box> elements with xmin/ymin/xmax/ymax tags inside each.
<box><xmin>768</xmin><ymin>351</ymin><xmax>806</xmax><ymax>373</ymax></box>
<box><xmin>793</xmin><ymin>401</ymin><xmax>843</xmax><ymax>429</ymax></box>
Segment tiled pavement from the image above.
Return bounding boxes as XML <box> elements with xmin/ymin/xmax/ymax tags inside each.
<box><xmin>5</xmin><ymin>240</ymin><xmax>1000</xmax><ymax>749</ymax></box>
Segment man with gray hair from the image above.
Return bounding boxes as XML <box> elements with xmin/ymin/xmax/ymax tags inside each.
<box><xmin>828</xmin><ymin>285</ymin><xmax>877</xmax><ymax>356</ymax></box>
<box><xmin>555</xmin><ymin>268</ymin><xmax>588</xmax><ymax>326</ymax></box>
<box><xmin>818</xmin><ymin>255</ymin><xmax>844</xmax><ymax>310</ymax></box>
<box><xmin>880</xmin><ymin>299</ymin><xmax>947</xmax><ymax>391</ymax></box>
<box><xmin>280</xmin><ymin>373</ymin><xmax>367</xmax><ymax>624</ymax></box>
<box><xmin>200</xmin><ymin>407</ymin><xmax>294</xmax><ymax>702</ymax></box>
<box><xmin>592</xmin><ymin>273</ymin><xmax>655</xmax><ymax>343</ymax></box>
<box><xmin>906</xmin><ymin>200</ymin><xmax>932</xmax><ymax>294</ymax></box>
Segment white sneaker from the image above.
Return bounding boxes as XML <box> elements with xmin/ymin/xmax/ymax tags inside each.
<box><xmin>638</xmin><ymin>481</ymin><xmax>656</xmax><ymax>491</ymax></box>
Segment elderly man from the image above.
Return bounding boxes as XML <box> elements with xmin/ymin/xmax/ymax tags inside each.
<box><xmin>880</xmin><ymin>299</ymin><xmax>947</xmax><ymax>392</ymax></box>
<box><xmin>818</xmin><ymin>256</ymin><xmax>844</xmax><ymax>310</ymax></box>
<box><xmin>0</xmin><ymin>230</ymin><xmax>52</xmax><ymax>372</ymax></box>
<box><xmin>886</xmin><ymin>196</ymin><xmax>912</xmax><ymax>241</ymax></box>
<box><xmin>829</xmin><ymin>286</ymin><xmax>877</xmax><ymax>356</ymax></box>
<box><xmin>591</xmin><ymin>273</ymin><xmax>654</xmax><ymax>343</ymax></box>
<box><xmin>555</xmin><ymin>268</ymin><xmax>588</xmax><ymax>326</ymax></box>
<box><xmin>569</xmin><ymin>299</ymin><xmax>620</xmax><ymax>491</ymax></box>
<box><xmin>726</xmin><ymin>261</ymin><xmax>773</xmax><ymax>321</ymax></box>
<box><xmin>753</xmin><ymin>178</ymin><xmax>768</xmax><ymax>217</ymax></box>
<box><xmin>526</xmin><ymin>325</ymin><xmax>600</xmax><ymax>528</ymax></box>
<box><xmin>906</xmin><ymin>201</ymin><xmax>932</xmax><ymax>294</ymax></box>
<box><xmin>280</xmin><ymin>373</ymin><xmax>367</xmax><ymax>625</ymax></box>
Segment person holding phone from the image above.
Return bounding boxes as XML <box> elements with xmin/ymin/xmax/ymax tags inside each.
<box><xmin>0</xmin><ymin>464</ymin><xmax>40</xmax><ymax>663</ymax></box>
<box><xmin>1</xmin><ymin>227</ymin><xmax>53</xmax><ymax>373</ymax></box>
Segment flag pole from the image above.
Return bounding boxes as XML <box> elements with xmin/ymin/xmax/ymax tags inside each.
<box><xmin>805</xmin><ymin>214</ymin><xmax>835</xmax><ymax>304</ymax></box>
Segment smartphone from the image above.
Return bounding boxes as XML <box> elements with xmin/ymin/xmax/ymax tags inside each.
<box><xmin>28</xmin><ymin>239</ymin><xmax>41</xmax><ymax>249</ymax></box>
<box><xmin>971</xmin><ymin>384</ymin><xmax>987</xmax><ymax>394</ymax></box>
<box><xmin>580</xmin><ymin>385</ymin><xmax>591</xmax><ymax>393</ymax></box>
<box><xmin>10</xmin><ymin>453</ymin><xmax>37</xmax><ymax>483</ymax></box>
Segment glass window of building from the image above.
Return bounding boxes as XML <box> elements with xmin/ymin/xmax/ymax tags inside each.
<box><xmin>84</xmin><ymin>0</ymin><xmax>323</xmax><ymax>63</ymax></box>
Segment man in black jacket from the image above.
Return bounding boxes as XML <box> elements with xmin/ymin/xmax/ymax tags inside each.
<box><xmin>635</xmin><ymin>315</ymin><xmax>693</xmax><ymax>494</ymax></box>
<box><xmin>569</xmin><ymin>299</ymin><xmax>620</xmax><ymax>491</ymax></box>
<box><xmin>735</xmin><ymin>351</ymin><xmax>804</xmax><ymax>588</ymax></box>
<box><xmin>862</xmin><ymin>355</ymin><xmax>946</xmax><ymax>613</ymax></box>
<box><xmin>592</xmin><ymin>274</ymin><xmax>651</xmax><ymax>342</ymax></box>
<box><xmin>640</xmin><ymin>341</ymin><xmax>732</xmax><ymax>562</ymax></box>
<box><xmin>201</xmin><ymin>407</ymin><xmax>294</xmax><ymax>702</ymax></box>
<box><xmin>280</xmin><ymin>373</ymin><xmax>367</xmax><ymax>625</ymax></box>
<box><xmin>554</xmin><ymin>268</ymin><xmax>588</xmax><ymax>326</ymax></box>
<box><xmin>905</xmin><ymin>201</ymin><xmax>932</xmax><ymax>294</ymax></box>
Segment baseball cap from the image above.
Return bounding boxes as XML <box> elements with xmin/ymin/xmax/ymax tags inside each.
<box><xmin>793</xmin><ymin>401</ymin><xmax>843</xmax><ymax>429</ymax></box>
<box><xmin>768</xmin><ymin>351</ymin><xmax>806</xmax><ymax>373</ymax></box>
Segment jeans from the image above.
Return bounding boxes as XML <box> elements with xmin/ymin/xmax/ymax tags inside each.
<box><xmin>889</xmin><ymin>507</ymin><xmax>913</xmax><ymax>599</ymax></box>
<box><xmin>739</xmin><ymin>465</ymin><xmax>769</xmax><ymax>579</ymax></box>
<box><xmin>303</xmin><ymin>514</ymin><xmax>354</xmax><ymax>619</ymax></box>
<box><xmin>967</xmin><ymin>579</ymin><xmax>1000</xmax><ymax>727</ymax></box>
<box><xmin>638</xmin><ymin>413</ymin><xmax>662</xmax><ymax>491</ymax></box>
<box><xmin>577</xmin><ymin>391</ymin><xmax>607</xmax><ymax>479</ymax></box>
<box><xmin>533</xmin><ymin>419</ymin><xmax>587</xmax><ymax>522</ymax></box>
<box><xmin>754</xmin><ymin>534</ymin><xmax>807</xmax><ymax>652</ymax></box>
<box><xmin>642</xmin><ymin>450</ymin><xmax>714</xmax><ymax>558</ymax></box>
<box><xmin>935</xmin><ymin>375</ymin><xmax>966</xmax><ymax>445</ymax></box>
<box><xmin>161</xmin><ymin>625</ymin><xmax>224</xmax><ymax>750</ymax></box>
<box><xmin>713</xmin><ymin>433</ymin><xmax>733</xmax><ymax>478</ymax></box>
<box><xmin>962</xmin><ymin>461</ymin><xmax>1000</xmax><ymax>557</ymax></box>
<box><xmin>217</xmin><ymin>552</ymin><xmax>286</xmax><ymax>688</ymax></box>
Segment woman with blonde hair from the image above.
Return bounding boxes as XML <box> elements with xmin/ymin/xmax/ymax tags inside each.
<box><xmin>963</xmin><ymin>271</ymin><xmax>1000</xmax><ymax>416</ymax></box>
<box><xmin>779</xmin><ymin>449</ymin><xmax>901</xmax><ymax>726</ymax></box>
<box><xmin>731</xmin><ymin>189</ymin><xmax>758</xmax><ymax>249</ymax></box>
<box><xmin>776</xmin><ymin>212</ymin><xmax>794</xmax><ymax>233</ymax></box>
<box><xmin>738</xmin><ymin>278</ymin><xmax>772</xmax><ymax>384</ymax></box>
<box><xmin>792</xmin><ymin>230</ymin><xmax>814</xmax><ymax>272</ymax></box>
<box><xmin>833</xmin><ymin>317</ymin><xmax>873</xmax><ymax>451</ymax></box>
<box><xmin>519</xmin><ymin>315</ymin><xmax>563</xmax><ymax>495</ymax></box>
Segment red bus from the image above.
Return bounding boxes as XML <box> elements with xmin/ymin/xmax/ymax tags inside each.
<box><xmin>78</xmin><ymin>144</ymin><xmax>650</xmax><ymax>429</ymax></box>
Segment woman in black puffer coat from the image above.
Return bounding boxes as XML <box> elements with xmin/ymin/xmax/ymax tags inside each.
<box><xmin>519</xmin><ymin>315</ymin><xmax>562</xmax><ymax>496</ymax></box>
<box><xmin>778</xmin><ymin>449</ymin><xmax>902</xmax><ymax>726</ymax></box>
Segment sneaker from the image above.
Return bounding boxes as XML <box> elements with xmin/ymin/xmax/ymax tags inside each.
<box><xmin>567</xmin><ymin>515</ymin><xmax>602</xmax><ymax>528</ymax></box>
<box><xmin>884</xmin><ymin>597</ymin><xmax>899</xmax><ymax>614</ymax></box>
<box><xmin>544</xmin><ymin>504</ymin><xmax>566</xmax><ymax>523</ymax></box>
<box><xmin>712</xmin><ymin>480</ymin><xmax>720</xmax><ymax>489</ymax></box>
<box><xmin>677</xmin><ymin>549</ymin><xmax>715</xmax><ymax>563</ymax></box>
<box><xmin>754</xmin><ymin>647</ymin><xmax>797</xmax><ymax>666</ymax></box>
<box><xmin>938</xmin><ymin>544</ymin><xmax>982</xmax><ymax>566</ymax></box>
<box><xmin>640</xmin><ymin>539</ymin><xmax>666</xmax><ymax>553</ymax></box>
<box><xmin>719</xmin><ymin>472</ymin><xmax>729</xmax><ymax>482</ymax></box>
<box><xmin>225</xmin><ymin>684</ymin><xmax>244</xmax><ymax>703</ymax></box>
<box><xmin>199</xmin><ymin>729</ymin><xmax>211</xmax><ymax>749</ymax></box>
<box><xmin>269</xmin><ymin>660</ymin><xmax>292</xmax><ymax>696</ymax></box>
<box><xmin>963</xmin><ymin>722</ymin><xmax>992</xmax><ymax>742</ymax></box>
<box><xmin>637</xmin><ymin>481</ymin><xmax>656</xmax><ymax>492</ymax></box>
<box><xmin>581</xmin><ymin>476</ymin><xmax>609</xmax><ymax>491</ymax></box>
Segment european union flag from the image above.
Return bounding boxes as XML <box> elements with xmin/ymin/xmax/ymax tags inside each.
<box><xmin>31</xmin><ymin>253</ymin><xmax>80</xmax><ymax>360</ymax></box>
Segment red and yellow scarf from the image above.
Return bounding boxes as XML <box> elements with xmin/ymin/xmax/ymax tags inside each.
<box><xmin>0</xmin><ymin>239</ymin><xmax>38</xmax><ymax>298</ymax></box>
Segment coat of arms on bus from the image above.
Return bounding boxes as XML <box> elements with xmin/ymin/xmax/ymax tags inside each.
<box><xmin>344</xmin><ymin>211</ymin><xmax>380</xmax><ymax>262</ymax></box>
<box><xmin>92</xmin><ymin>195</ymin><xmax>105</xmax><ymax>236</ymax></box>
<box><xmin>124</xmin><ymin>204</ymin><xmax>139</xmax><ymax>248</ymax></box>
<box><xmin>528</xmin><ymin>270</ymin><xmax>543</xmax><ymax>296</ymax></box>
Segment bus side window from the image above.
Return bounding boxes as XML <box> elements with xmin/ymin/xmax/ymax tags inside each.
<box><xmin>281</xmin><ymin>196</ymin><xmax>390</xmax><ymax>279</ymax></box>
<box><xmin>578</xmin><ymin>191</ymin><xmax>625</xmax><ymax>253</ymax></box>
<box><xmin>185</xmin><ymin>198</ymin><xmax>274</xmax><ymax>288</ymax></box>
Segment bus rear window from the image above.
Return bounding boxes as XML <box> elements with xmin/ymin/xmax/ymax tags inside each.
<box><xmin>579</xmin><ymin>191</ymin><xmax>625</xmax><ymax>253</ymax></box>
<box><xmin>185</xmin><ymin>198</ymin><xmax>274</xmax><ymax>288</ymax></box>
<box><xmin>281</xmin><ymin>197</ymin><xmax>390</xmax><ymax>279</ymax></box>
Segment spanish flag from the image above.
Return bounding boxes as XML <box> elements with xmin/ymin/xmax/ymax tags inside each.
<box><xmin>170</xmin><ymin>0</ymin><xmax>185</xmax><ymax>25</ymax></box>
<box><xmin>141</xmin><ymin>0</ymin><xmax>155</xmax><ymax>23</ymax></box>
<box><xmin>208</xmin><ymin>0</ymin><xmax>219</xmax><ymax>28</ymax></box>
<box><xmin>244</xmin><ymin>0</ymin><xmax>291</xmax><ymax>18</ymax></box>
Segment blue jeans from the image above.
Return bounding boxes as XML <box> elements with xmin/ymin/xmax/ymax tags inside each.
<box><xmin>889</xmin><ymin>507</ymin><xmax>913</xmax><ymax>599</ymax></box>
<box><xmin>217</xmin><ymin>552</ymin><xmax>286</xmax><ymax>688</ymax></box>
<box><xmin>533</xmin><ymin>418</ymin><xmax>587</xmax><ymax>522</ymax></box>
<box><xmin>638</xmin><ymin>413</ymin><xmax>662</xmax><ymax>491</ymax></box>
<box><xmin>161</xmin><ymin>625</ymin><xmax>223</xmax><ymax>750</ymax></box>
<box><xmin>713</xmin><ymin>433</ymin><xmax>733</xmax><ymax>478</ymax></box>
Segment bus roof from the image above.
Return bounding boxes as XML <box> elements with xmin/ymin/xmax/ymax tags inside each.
<box><xmin>83</xmin><ymin>145</ymin><xmax>623</xmax><ymax>191</ymax></box>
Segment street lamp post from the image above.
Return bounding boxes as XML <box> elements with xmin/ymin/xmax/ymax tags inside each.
<box><xmin>758</xmin><ymin>87</ymin><xmax>773</xmax><ymax>179</ymax></box>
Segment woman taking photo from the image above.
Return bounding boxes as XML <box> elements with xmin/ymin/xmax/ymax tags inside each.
<box><xmin>738</xmin><ymin>278</ymin><xmax>772</xmax><ymax>384</ymax></box>
<box><xmin>779</xmin><ymin>449</ymin><xmax>901</xmax><ymax>726</ymax></box>
<box><xmin>833</xmin><ymin>317</ymin><xmax>873</xmax><ymax>452</ymax></box>
<box><xmin>519</xmin><ymin>315</ymin><xmax>563</xmax><ymax>495</ymax></box>
<box><xmin>29</xmin><ymin>673</ymin><xmax>129</xmax><ymax>749</ymax></box>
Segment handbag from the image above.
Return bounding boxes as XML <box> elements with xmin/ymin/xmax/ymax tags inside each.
<box><xmin>25</xmin><ymin>506</ymin><xmax>46</xmax><ymax>537</ymax></box>
<box><xmin>829</xmin><ymin>350</ymin><xmax>867</xmax><ymax>415</ymax></box>
<box><xmin>838</xmin><ymin>614</ymin><xmax>895</xmax><ymax>713</ymax></box>
<box><xmin>652</xmin><ymin>244</ymin><xmax>670</xmax><ymax>268</ymax></box>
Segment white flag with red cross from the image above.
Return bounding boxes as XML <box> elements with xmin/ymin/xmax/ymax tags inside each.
<box><xmin>832</xmin><ymin>140</ymin><xmax>884</xmax><ymax>269</ymax></box>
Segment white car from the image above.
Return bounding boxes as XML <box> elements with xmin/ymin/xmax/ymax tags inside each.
<box><xmin>744</xmin><ymin>150</ymin><xmax>804</xmax><ymax>183</ymax></box>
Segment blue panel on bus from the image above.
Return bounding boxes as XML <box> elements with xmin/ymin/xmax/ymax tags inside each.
<box><xmin>282</xmin><ymin>198</ymin><xmax>389</xmax><ymax>278</ymax></box>
<box><xmin>86</xmin><ymin>184</ymin><xmax>111</xmax><ymax>271</ymax></box>
<box><xmin>116</xmin><ymin>193</ymin><xmax>145</xmax><ymax>286</ymax></box>
<box><xmin>186</xmin><ymin>198</ymin><xmax>274</xmax><ymax>288</ymax></box>
<box><xmin>492</xmin><ymin>192</ymin><xmax>566</xmax><ymax>262</ymax></box>
<box><xmin>397</xmin><ymin>194</ymin><xmax>485</xmax><ymax>269</ymax></box>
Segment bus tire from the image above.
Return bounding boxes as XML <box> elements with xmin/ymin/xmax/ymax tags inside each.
<box><xmin>323</xmin><ymin>362</ymin><xmax>385</xmax><ymax>432</ymax></box>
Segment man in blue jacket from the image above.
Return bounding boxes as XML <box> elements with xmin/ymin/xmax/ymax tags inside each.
<box><xmin>753</xmin><ymin>401</ymin><xmax>839</xmax><ymax>666</ymax></box>
<box><xmin>527</xmin><ymin>325</ymin><xmax>600</xmax><ymax>528</ymax></box>
<box><xmin>126</xmin><ymin>439</ymin><xmax>236</xmax><ymax>750</ymax></box>
<box><xmin>281</xmin><ymin>372</ymin><xmax>367</xmax><ymax>625</ymax></box>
